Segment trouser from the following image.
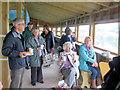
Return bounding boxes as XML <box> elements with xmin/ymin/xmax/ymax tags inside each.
<box><xmin>31</xmin><ymin>66</ymin><xmax>43</xmax><ymax>83</ymax></box>
<box><xmin>89</xmin><ymin>67</ymin><xmax>101</xmax><ymax>80</ymax></box>
<box><xmin>61</xmin><ymin>67</ymin><xmax>76</xmax><ymax>87</ymax></box>
<box><xmin>10</xmin><ymin>68</ymin><xmax>25</xmax><ymax>88</ymax></box>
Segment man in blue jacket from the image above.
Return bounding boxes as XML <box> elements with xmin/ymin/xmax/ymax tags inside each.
<box><xmin>2</xmin><ymin>18</ymin><xmax>27</xmax><ymax>88</ymax></box>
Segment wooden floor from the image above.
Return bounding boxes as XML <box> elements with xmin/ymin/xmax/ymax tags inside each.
<box><xmin>22</xmin><ymin>62</ymin><xmax>60</xmax><ymax>88</ymax></box>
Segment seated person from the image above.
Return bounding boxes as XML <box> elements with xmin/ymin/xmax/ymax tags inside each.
<box><xmin>79</xmin><ymin>36</ymin><xmax>101</xmax><ymax>88</ymax></box>
<box><xmin>59</xmin><ymin>42</ymin><xmax>79</xmax><ymax>88</ymax></box>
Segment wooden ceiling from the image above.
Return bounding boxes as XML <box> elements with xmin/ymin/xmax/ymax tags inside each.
<box><xmin>9</xmin><ymin>2</ymin><xmax>119</xmax><ymax>24</ymax></box>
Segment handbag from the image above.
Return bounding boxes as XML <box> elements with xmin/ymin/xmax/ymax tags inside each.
<box><xmin>43</xmin><ymin>49</ymin><xmax>59</xmax><ymax>66</ymax></box>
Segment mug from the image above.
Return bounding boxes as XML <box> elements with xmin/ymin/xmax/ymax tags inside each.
<box><xmin>29</xmin><ymin>48</ymin><xmax>33</xmax><ymax>55</ymax></box>
<box><xmin>41</xmin><ymin>45</ymin><xmax>44</xmax><ymax>50</ymax></box>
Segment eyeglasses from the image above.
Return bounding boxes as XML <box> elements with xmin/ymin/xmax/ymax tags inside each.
<box><xmin>18</xmin><ymin>23</ymin><xmax>25</xmax><ymax>26</ymax></box>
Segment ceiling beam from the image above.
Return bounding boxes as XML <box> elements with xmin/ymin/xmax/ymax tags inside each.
<box><xmin>94</xmin><ymin>2</ymin><xmax>110</xmax><ymax>7</ymax></box>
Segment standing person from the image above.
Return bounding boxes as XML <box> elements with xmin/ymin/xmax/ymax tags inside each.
<box><xmin>22</xmin><ymin>22</ymin><xmax>33</xmax><ymax>69</ymax></box>
<box><xmin>22</xmin><ymin>22</ymin><xmax>33</xmax><ymax>43</ymax></box>
<box><xmin>26</xmin><ymin>28</ymin><xmax>46</xmax><ymax>86</ymax></box>
<box><xmin>60</xmin><ymin>27</ymin><xmax>73</xmax><ymax>51</ymax></box>
<box><xmin>2</xmin><ymin>18</ymin><xmax>27</xmax><ymax>88</ymax></box>
<box><xmin>71</xmin><ymin>32</ymin><xmax>77</xmax><ymax>50</ymax></box>
<box><xmin>41</xmin><ymin>25</ymin><xmax>55</xmax><ymax>53</ymax></box>
<box><xmin>79</xmin><ymin>36</ymin><xmax>101</xmax><ymax>88</ymax></box>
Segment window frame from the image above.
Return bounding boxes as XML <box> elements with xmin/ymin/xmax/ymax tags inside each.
<box><xmin>93</xmin><ymin>21</ymin><xmax>119</xmax><ymax>55</ymax></box>
<box><xmin>77</xmin><ymin>24</ymin><xmax>90</xmax><ymax>43</ymax></box>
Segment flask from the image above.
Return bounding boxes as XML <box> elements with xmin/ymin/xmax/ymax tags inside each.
<box><xmin>106</xmin><ymin>51</ymin><xmax>110</xmax><ymax>58</ymax></box>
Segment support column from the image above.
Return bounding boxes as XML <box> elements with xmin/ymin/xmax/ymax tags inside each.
<box><xmin>60</xmin><ymin>22</ymin><xmax>62</xmax><ymax>37</ymax></box>
<box><xmin>74</xmin><ymin>18</ymin><xmax>77</xmax><ymax>38</ymax></box>
<box><xmin>0</xmin><ymin>2</ymin><xmax>10</xmax><ymax>88</ymax></box>
<box><xmin>118</xmin><ymin>5</ymin><xmax>120</xmax><ymax>55</ymax></box>
<box><xmin>16</xmin><ymin>2</ymin><xmax>22</xmax><ymax>18</ymax></box>
<box><xmin>24</xmin><ymin>9</ymin><xmax>26</xmax><ymax>26</ymax></box>
<box><xmin>89</xmin><ymin>13</ymin><xmax>95</xmax><ymax>45</ymax></box>
<box><xmin>0</xmin><ymin>1</ymin><xmax>2</xmax><ymax>83</ymax></box>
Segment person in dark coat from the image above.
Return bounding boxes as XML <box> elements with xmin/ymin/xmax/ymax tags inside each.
<box><xmin>22</xmin><ymin>22</ymin><xmax>33</xmax><ymax>69</ymax></box>
<box><xmin>41</xmin><ymin>25</ymin><xmax>55</xmax><ymax>53</ymax></box>
<box><xmin>102</xmin><ymin>55</ymin><xmax>120</xmax><ymax>89</ymax></box>
<box><xmin>22</xmin><ymin>22</ymin><xmax>33</xmax><ymax>43</ymax></box>
<box><xmin>2</xmin><ymin>18</ymin><xmax>27</xmax><ymax>88</ymax></box>
<box><xmin>60</xmin><ymin>27</ymin><xmax>73</xmax><ymax>52</ymax></box>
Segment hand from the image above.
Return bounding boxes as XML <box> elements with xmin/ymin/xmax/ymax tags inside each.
<box><xmin>72</xmin><ymin>53</ymin><xmax>76</xmax><ymax>62</ymax></box>
<box><xmin>51</xmin><ymin>48</ymin><xmax>54</xmax><ymax>54</ymax></box>
<box><xmin>20</xmin><ymin>52</ymin><xmax>26</xmax><ymax>58</ymax></box>
<box><xmin>92</xmin><ymin>61</ymin><xmax>98</xmax><ymax>67</ymax></box>
<box><xmin>37</xmin><ymin>47</ymin><xmax>41</xmax><ymax>50</ymax></box>
<box><xmin>51</xmin><ymin>48</ymin><xmax>54</xmax><ymax>51</ymax></box>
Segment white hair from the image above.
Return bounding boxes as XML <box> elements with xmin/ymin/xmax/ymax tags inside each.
<box><xmin>63</xmin><ymin>42</ymin><xmax>72</xmax><ymax>51</ymax></box>
<box><xmin>13</xmin><ymin>18</ymin><xmax>24</xmax><ymax>26</ymax></box>
<box><xmin>32</xmin><ymin>28</ymin><xmax>39</xmax><ymax>32</ymax></box>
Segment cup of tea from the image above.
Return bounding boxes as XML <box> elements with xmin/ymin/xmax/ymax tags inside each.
<box><xmin>29</xmin><ymin>48</ymin><xmax>33</xmax><ymax>55</ymax></box>
<box><xmin>41</xmin><ymin>45</ymin><xmax>44</xmax><ymax>50</ymax></box>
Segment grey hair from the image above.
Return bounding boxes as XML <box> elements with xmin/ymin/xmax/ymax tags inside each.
<box><xmin>32</xmin><ymin>28</ymin><xmax>39</xmax><ymax>32</ymax></box>
<box><xmin>13</xmin><ymin>18</ymin><xmax>24</xmax><ymax>26</ymax></box>
<box><xmin>63</xmin><ymin>42</ymin><xmax>72</xmax><ymax>51</ymax></box>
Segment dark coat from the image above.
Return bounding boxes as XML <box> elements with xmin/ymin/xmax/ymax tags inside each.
<box><xmin>60</xmin><ymin>35</ymin><xmax>73</xmax><ymax>47</ymax></box>
<box><xmin>102</xmin><ymin>56</ymin><xmax>120</xmax><ymax>89</ymax></box>
<box><xmin>22</xmin><ymin>27</ymin><xmax>33</xmax><ymax>43</ymax></box>
<box><xmin>2</xmin><ymin>30</ymin><xmax>27</xmax><ymax>70</ymax></box>
<box><xmin>41</xmin><ymin>31</ymin><xmax>55</xmax><ymax>53</ymax></box>
<box><xmin>59</xmin><ymin>35</ymin><xmax>73</xmax><ymax>52</ymax></box>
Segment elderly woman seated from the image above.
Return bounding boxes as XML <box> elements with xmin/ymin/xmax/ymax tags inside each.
<box><xmin>59</xmin><ymin>42</ymin><xmax>79</xmax><ymax>88</ymax></box>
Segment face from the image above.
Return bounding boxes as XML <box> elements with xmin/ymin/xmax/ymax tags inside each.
<box><xmin>85</xmin><ymin>38</ymin><xmax>91</xmax><ymax>46</ymax></box>
<box><xmin>44</xmin><ymin>27</ymin><xmax>48</xmax><ymax>34</ymax></box>
<box><xmin>28</xmin><ymin>25</ymin><xmax>33</xmax><ymax>30</ymax></box>
<box><xmin>16</xmin><ymin>21</ymin><xmax>25</xmax><ymax>33</ymax></box>
<box><xmin>33</xmin><ymin>29</ymin><xmax>39</xmax><ymax>37</ymax></box>
<box><xmin>66</xmin><ymin>46</ymin><xmax>71</xmax><ymax>52</ymax></box>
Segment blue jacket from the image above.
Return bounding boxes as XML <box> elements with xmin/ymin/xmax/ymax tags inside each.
<box><xmin>60</xmin><ymin>35</ymin><xmax>73</xmax><ymax>47</ymax></box>
<box><xmin>78</xmin><ymin>44</ymin><xmax>97</xmax><ymax>72</ymax></box>
<box><xmin>2</xmin><ymin>30</ymin><xmax>27</xmax><ymax>70</ymax></box>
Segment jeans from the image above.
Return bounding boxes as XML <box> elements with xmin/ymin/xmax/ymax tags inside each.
<box><xmin>89</xmin><ymin>67</ymin><xmax>101</xmax><ymax>80</ymax></box>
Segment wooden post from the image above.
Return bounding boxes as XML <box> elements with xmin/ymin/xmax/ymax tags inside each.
<box><xmin>24</xmin><ymin>9</ymin><xmax>26</xmax><ymax>26</ymax></box>
<box><xmin>89</xmin><ymin>13</ymin><xmax>95</xmax><ymax>45</ymax></box>
<box><xmin>16</xmin><ymin>2</ymin><xmax>22</xmax><ymax>18</ymax></box>
<box><xmin>0</xmin><ymin>2</ymin><xmax>10</xmax><ymax>88</ymax></box>
<box><xmin>118</xmin><ymin>5</ymin><xmax>120</xmax><ymax>55</ymax></box>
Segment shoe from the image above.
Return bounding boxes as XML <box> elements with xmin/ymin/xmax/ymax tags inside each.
<box><xmin>31</xmin><ymin>82</ymin><xmax>36</xmax><ymax>86</ymax></box>
<box><xmin>25</xmin><ymin>66</ymin><xmax>30</xmax><ymax>70</ymax></box>
<box><xmin>38</xmin><ymin>81</ymin><xmax>44</xmax><ymax>84</ymax></box>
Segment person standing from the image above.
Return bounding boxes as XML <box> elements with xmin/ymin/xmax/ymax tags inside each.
<box><xmin>22</xmin><ymin>22</ymin><xmax>33</xmax><ymax>43</ymax></box>
<box><xmin>41</xmin><ymin>25</ymin><xmax>55</xmax><ymax>53</ymax></box>
<box><xmin>26</xmin><ymin>28</ymin><xmax>46</xmax><ymax>86</ymax></box>
<box><xmin>60</xmin><ymin>27</ymin><xmax>73</xmax><ymax>51</ymax></box>
<box><xmin>22</xmin><ymin>22</ymin><xmax>33</xmax><ymax>69</ymax></box>
<box><xmin>2</xmin><ymin>18</ymin><xmax>27</xmax><ymax>88</ymax></box>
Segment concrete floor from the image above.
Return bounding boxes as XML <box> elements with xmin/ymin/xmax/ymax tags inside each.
<box><xmin>22</xmin><ymin>62</ymin><xmax>60</xmax><ymax>88</ymax></box>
